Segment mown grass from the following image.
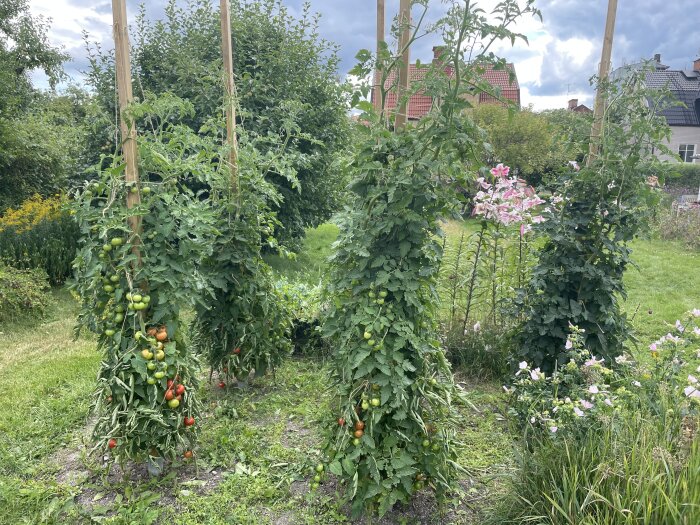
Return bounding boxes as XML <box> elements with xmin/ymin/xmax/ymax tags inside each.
<box><xmin>0</xmin><ymin>219</ymin><xmax>698</xmax><ymax>524</ymax></box>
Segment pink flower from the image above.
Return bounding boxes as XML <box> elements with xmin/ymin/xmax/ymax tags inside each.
<box><xmin>649</xmin><ymin>343</ymin><xmax>657</xmax><ymax>352</ymax></box>
<box><xmin>604</xmin><ymin>398</ymin><xmax>613</xmax><ymax>407</ymax></box>
<box><xmin>689</xmin><ymin>375</ymin><xmax>698</xmax><ymax>385</ymax></box>
<box><xmin>477</xmin><ymin>177</ymin><xmax>492</xmax><ymax>190</ymax></box>
<box><xmin>693</xmin><ymin>327</ymin><xmax>700</xmax><ymax>336</ymax></box>
<box><xmin>676</xmin><ymin>320</ymin><xmax>685</xmax><ymax>333</ymax></box>
<box><xmin>584</xmin><ymin>356</ymin><xmax>604</xmax><ymax>367</ymax></box>
<box><xmin>550</xmin><ymin>426</ymin><xmax>558</xmax><ymax>433</ymax></box>
<box><xmin>490</xmin><ymin>163</ymin><xmax>510</xmax><ymax>178</ymax></box>
<box><xmin>589</xmin><ymin>385</ymin><xmax>599</xmax><ymax>394</ymax></box>
<box><xmin>574</xmin><ymin>407</ymin><xmax>584</xmax><ymax>417</ymax></box>
<box><xmin>532</xmin><ymin>215</ymin><xmax>546</xmax><ymax>224</ymax></box>
<box><xmin>580</xmin><ymin>399</ymin><xmax>593</xmax><ymax>409</ymax></box>
<box><xmin>692</xmin><ymin>308</ymin><xmax>700</xmax><ymax>317</ymax></box>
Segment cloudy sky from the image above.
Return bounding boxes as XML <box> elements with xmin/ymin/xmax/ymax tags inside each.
<box><xmin>28</xmin><ymin>0</ymin><xmax>700</xmax><ymax>111</ymax></box>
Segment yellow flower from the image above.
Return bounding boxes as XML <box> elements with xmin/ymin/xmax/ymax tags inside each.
<box><xmin>0</xmin><ymin>194</ymin><xmax>65</xmax><ymax>233</ymax></box>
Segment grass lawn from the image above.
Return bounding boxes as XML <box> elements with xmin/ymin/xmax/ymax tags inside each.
<box><xmin>0</xmin><ymin>220</ymin><xmax>697</xmax><ymax>524</ymax></box>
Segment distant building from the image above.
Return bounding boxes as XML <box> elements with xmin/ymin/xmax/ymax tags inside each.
<box><xmin>567</xmin><ymin>98</ymin><xmax>592</xmax><ymax>113</ymax></box>
<box><xmin>645</xmin><ymin>55</ymin><xmax>700</xmax><ymax>163</ymax></box>
<box><xmin>379</xmin><ymin>47</ymin><xmax>520</xmax><ymax>122</ymax></box>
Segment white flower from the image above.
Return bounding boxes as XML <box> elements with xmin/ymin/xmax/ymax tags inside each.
<box><xmin>604</xmin><ymin>398</ymin><xmax>613</xmax><ymax>407</ymax></box>
<box><xmin>632</xmin><ymin>380</ymin><xmax>642</xmax><ymax>387</ymax></box>
<box><xmin>574</xmin><ymin>407</ymin><xmax>584</xmax><ymax>417</ymax></box>
<box><xmin>519</xmin><ymin>361</ymin><xmax>528</xmax><ymax>370</ymax></box>
<box><xmin>473</xmin><ymin>321</ymin><xmax>481</xmax><ymax>333</ymax></box>
<box><xmin>565</xmin><ymin>339</ymin><xmax>573</xmax><ymax>350</ymax></box>
<box><xmin>530</xmin><ymin>368</ymin><xmax>543</xmax><ymax>381</ymax></box>
<box><xmin>693</xmin><ymin>327</ymin><xmax>700</xmax><ymax>336</ymax></box>
<box><xmin>615</xmin><ymin>355</ymin><xmax>630</xmax><ymax>364</ymax></box>
<box><xmin>692</xmin><ymin>308</ymin><xmax>700</xmax><ymax>317</ymax></box>
<box><xmin>550</xmin><ymin>426</ymin><xmax>558</xmax><ymax>433</ymax></box>
<box><xmin>684</xmin><ymin>386</ymin><xmax>700</xmax><ymax>399</ymax></box>
<box><xmin>676</xmin><ymin>320</ymin><xmax>685</xmax><ymax>333</ymax></box>
<box><xmin>530</xmin><ymin>417</ymin><xmax>536</xmax><ymax>423</ymax></box>
<box><xmin>589</xmin><ymin>385</ymin><xmax>599</xmax><ymax>394</ymax></box>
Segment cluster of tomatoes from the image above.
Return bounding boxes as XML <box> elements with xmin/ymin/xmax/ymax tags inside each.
<box><xmin>337</xmin><ymin>388</ymin><xmax>382</xmax><ymax>447</ymax></box>
<box><xmin>310</xmin><ymin>463</ymin><xmax>325</xmax><ymax>491</ymax></box>
<box><xmin>217</xmin><ymin>347</ymin><xmax>241</xmax><ymax>389</ymax></box>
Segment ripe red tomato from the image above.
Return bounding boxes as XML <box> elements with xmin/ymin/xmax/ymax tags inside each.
<box><xmin>165</xmin><ymin>390</ymin><xmax>174</xmax><ymax>401</ymax></box>
<box><xmin>354</xmin><ymin>421</ymin><xmax>365</xmax><ymax>431</ymax></box>
<box><xmin>175</xmin><ymin>385</ymin><xmax>185</xmax><ymax>396</ymax></box>
<box><xmin>218</xmin><ymin>381</ymin><xmax>226</xmax><ymax>389</ymax></box>
<box><xmin>338</xmin><ymin>417</ymin><xmax>345</xmax><ymax>426</ymax></box>
<box><xmin>184</xmin><ymin>416</ymin><xmax>195</xmax><ymax>427</ymax></box>
<box><xmin>233</xmin><ymin>347</ymin><xmax>241</xmax><ymax>355</ymax></box>
<box><xmin>167</xmin><ymin>379</ymin><xmax>174</xmax><ymax>388</ymax></box>
<box><xmin>354</xmin><ymin>429</ymin><xmax>364</xmax><ymax>439</ymax></box>
<box><xmin>176</xmin><ymin>394</ymin><xmax>182</xmax><ymax>402</ymax></box>
<box><xmin>108</xmin><ymin>438</ymin><xmax>117</xmax><ymax>449</ymax></box>
<box><xmin>183</xmin><ymin>450</ymin><xmax>193</xmax><ymax>459</ymax></box>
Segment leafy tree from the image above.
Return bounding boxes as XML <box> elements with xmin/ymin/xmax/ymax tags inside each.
<box><xmin>539</xmin><ymin>108</ymin><xmax>593</xmax><ymax>164</ymax></box>
<box><xmin>472</xmin><ymin>104</ymin><xmax>569</xmax><ymax>186</ymax></box>
<box><xmin>85</xmin><ymin>0</ymin><xmax>350</xmax><ymax>249</ymax></box>
<box><xmin>0</xmin><ymin>0</ymin><xmax>78</xmax><ymax>211</ymax></box>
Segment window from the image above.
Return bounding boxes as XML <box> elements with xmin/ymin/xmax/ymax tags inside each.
<box><xmin>679</xmin><ymin>144</ymin><xmax>696</xmax><ymax>163</ymax></box>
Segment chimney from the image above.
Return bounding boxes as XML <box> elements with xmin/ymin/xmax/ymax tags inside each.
<box><xmin>432</xmin><ymin>46</ymin><xmax>447</xmax><ymax>63</ymax></box>
<box><xmin>654</xmin><ymin>53</ymin><xmax>661</xmax><ymax>63</ymax></box>
<box><xmin>568</xmin><ymin>98</ymin><xmax>578</xmax><ymax>110</ymax></box>
<box><xmin>694</xmin><ymin>57</ymin><xmax>700</xmax><ymax>72</ymax></box>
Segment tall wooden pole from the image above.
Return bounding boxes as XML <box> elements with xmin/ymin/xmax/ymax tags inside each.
<box><xmin>587</xmin><ymin>0</ymin><xmax>618</xmax><ymax>166</ymax></box>
<box><xmin>395</xmin><ymin>0</ymin><xmax>411</xmax><ymax>131</ymax></box>
<box><xmin>112</xmin><ymin>0</ymin><xmax>141</xmax><ymax>262</ymax></box>
<box><xmin>374</xmin><ymin>0</ymin><xmax>385</xmax><ymax>113</ymax></box>
<box><xmin>220</xmin><ymin>0</ymin><xmax>239</xmax><ymax>192</ymax></box>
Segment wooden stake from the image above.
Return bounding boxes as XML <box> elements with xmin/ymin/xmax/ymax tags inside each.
<box><xmin>112</xmin><ymin>0</ymin><xmax>141</xmax><ymax>262</ymax></box>
<box><xmin>374</xmin><ymin>0</ymin><xmax>385</xmax><ymax>113</ymax></box>
<box><xmin>587</xmin><ymin>0</ymin><xmax>618</xmax><ymax>166</ymax></box>
<box><xmin>395</xmin><ymin>0</ymin><xmax>411</xmax><ymax>131</ymax></box>
<box><xmin>220</xmin><ymin>0</ymin><xmax>239</xmax><ymax>192</ymax></box>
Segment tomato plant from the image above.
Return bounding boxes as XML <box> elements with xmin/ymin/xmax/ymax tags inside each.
<box><xmin>71</xmin><ymin>95</ymin><xmax>220</xmax><ymax>463</ymax></box>
<box><xmin>321</xmin><ymin>0</ymin><xmax>540</xmax><ymax>517</ymax></box>
<box><xmin>191</xmin><ymin>120</ymin><xmax>302</xmax><ymax>383</ymax></box>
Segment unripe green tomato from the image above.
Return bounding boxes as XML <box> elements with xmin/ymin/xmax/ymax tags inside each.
<box><xmin>313</xmin><ymin>474</ymin><xmax>321</xmax><ymax>483</ymax></box>
<box><xmin>148</xmin><ymin>233</ymin><xmax>155</xmax><ymax>240</ymax></box>
<box><xmin>114</xmin><ymin>313</ymin><xmax>124</xmax><ymax>323</ymax></box>
<box><xmin>352</xmin><ymin>438</ymin><xmax>361</xmax><ymax>446</ymax></box>
<box><xmin>102</xmin><ymin>244</ymin><xmax>112</xmax><ymax>252</ymax></box>
<box><xmin>147</xmin><ymin>377</ymin><xmax>156</xmax><ymax>385</ymax></box>
<box><xmin>421</xmin><ymin>321</ymin><xmax>428</xmax><ymax>328</ymax></box>
<box><xmin>84</xmin><ymin>190</ymin><xmax>92</xmax><ymax>198</ymax></box>
<box><xmin>134</xmin><ymin>302</ymin><xmax>147</xmax><ymax>311</ymax></box>
<box><xmin>147</xmin><ymin>362</ymin><xmax>156</xmax><ymax>371</ymax></box>
<box><xmin>168</xmin><ymin>398</ymin><xmax>180</xmax><ymax>409</ymax></box>
<box><xmin>130</xmin><ymin>186</ymin><xmax>138</xmax><ymax>194</ymax></box>
<box><xmin>142</xmin><ymin>295</ymin><xmax>151</xmax><ymax>303</ymax></box>
<box><xmin>154</xmin><ymin>371</ymin><xmax>165</xmax><ymax>379</ymax></box>
<box><xmin>141</xmin><ymin>349</ymin><xmax>153</xmax><ymax>360</ymax></box>
<box><xmin>376</xmin><ymin>298</ymin><xmax>385</xmax><ymax>305</ymax></box>
<box><xmin>115</xmin><ymin>305</ymin><xmax>124</xmax><ymax>313</ymax></box>
<box><xmin>370</xmin><ymin>398</ymin><xmax>380</xmax><ymax>407</ymax></box>
<box><xmin>156</xmin><ymin>351</ymin><xmax>165</xmax><ymax>361</ymax></box>
<box><xmin>110</xmin><ymin>237</ymin><xmax>123</xmax><ymax>246</ymax></box>
<box><xmin>361</xmin><ymin>401</ymin><xmax>369</xmax><ymax>410</ymax></box>
<box><xmin>422</xmin><ymin>439</ymin><xmax>430</xmax><ymax>448</ymax></box>
<box><xmin>98</xmin><ymin>252</ymin><xmax>106</xmax><ymax>259</ymax></box>
<box><xmin>372</xmin><ymin>384</ymin><xmax>380</xmax><ymax>391</ymax></box>
<box><xmin>109</xmin><ymin>275</ymin><xmax>119</xmax><ymax>283</ymax></box>
<box><xmin>142</xmin><ymin>186</ymin><xmax>151</xmax><ymax>194</ymax></box>
<box><xmin>127</xmin><ymin>303</ymin><xmax>135</xmax><ymax>310</ymax></box>
<box><xmin>103</xmin><ymin>285</ymin><xmax>114</xmax><ymax>293</ymax></box>
<box><xmin>134</xmin><ymin>331</ymin><xmax>143</xmax><ymax>340</ymax></box>
<box><xmin>104</xmin><ymin>329</ymin><xmax>116</xmax><ymax>337</ymax></box>
<box><xmin>132</xmin><ymin>294</ymin><xmax>142</xmax><ymax>303</ymax></box>
<box><xmin>379</xmin><ymin>290</ymin><xmax>388</xmax><ymax>298</ymax></box>
<box><xmin>430</xmin><ymin>378</ymin><xmax>437</xmax><ymax>386</ymax></box>
<box><xmin>315</xmin><ymin>463</ymin><xmax>324</xmax><ymax>473</ymax></box>
<box><xmin>368</xmin><ymin>291</ymin><xmax>376</xmax><ymax>299</ymax></box>
<box><xmin>363</xmin><ymin>331</ymin><xmax>372</xmax><ymax>340</ymax></box>
<box><xmin>311</xmin><ymin>482</ymin><xmax>319</xmax><ymax>490</ymax></box>
<box><xmin>431</xmin><ymin>444</ymin><xmax>440</xmax><ymax>452</ymax></box>
<box><xmin>125</xmin><ymin>293</ymin><xmax>132</xmax><ymax>301</ymax></box>
<box><xmin>367</xmin><ymin>339</ymin><xmax>375</xmax><ymax>347</ymax></box>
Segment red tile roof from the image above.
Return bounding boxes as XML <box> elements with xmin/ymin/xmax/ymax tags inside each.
<box><xmin>381</xmin><ymin>62</ymin><xmax>520</xmax><ymax>120</ymax></box>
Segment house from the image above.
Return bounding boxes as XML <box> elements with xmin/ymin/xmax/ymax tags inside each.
<box><xmin>567</xmin><ymin>98</ymin><xmax>592</xmax><ymax>113</ymax></box>
<box><xmin>379</xmin><ymin>47</ymin><xmax>520</xmax><ymax>122</ymax></box>
<box><xmin>624</xmin><ymin>54</ymin><xmax>700</xmax><ymax>163</ymax></box>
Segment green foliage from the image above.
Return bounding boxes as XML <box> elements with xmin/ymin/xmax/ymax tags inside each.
<box><xmin>191</xmin><ymin>127</ymin><xmax>296</xmax><ymax>381</ymax></box>
<box><xmin>656</xmin><ymin>206</ymin><xmax>700</xmax><ymax>251</ymax></box>
<box><xmin>0</xmin><ymin>213</ymin><xmax>79</xmax><ymax>285</ymax></box>
<box><xmin>70</xmin><ymin>95</ymin><xmax>221</xmax><ymax>463</ymax></box>
<box><xmin>85</xmin><ymin>0</ymin><xmax>350</xmax><ymax>249</ymax></box>
<box><xmin>472</xmin><ymin>105</ymin><xmax>570</xmax><ymax>185</ymax></box>
<box><xmin>515</xmin><ymin>70</ymin><xmax>674</xmax><ymax>371</ymax></box>
<box><xmin>499</xmin><ymin>312</ymin><xmax>700</xmax><ymax>525</ymax></box>
<box><xmin>321</xmin><ymin>0</ymin><xmax>540</xmax><ymax>516</ymax></box>
<box><xmin>0</xmin><ymin>264</ymin><xmax>50</xmax><ymax>323</ymax></box>
<box><xmin>539</xmin><ymin>108</ymin><xmax>594</xmax><ymax>164</ymax></box>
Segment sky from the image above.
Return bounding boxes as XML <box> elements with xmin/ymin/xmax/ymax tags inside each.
<box><xmin>28</xmin><ymin>0</ymin><xmax>700</xmax><ymax>111</ymax></box>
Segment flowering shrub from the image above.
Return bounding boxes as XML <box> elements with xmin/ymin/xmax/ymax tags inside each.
<box><xmin>508</xmin><ymin>310</ymin><xmax>700</xmax><ymax>439</ymax></box>
<box><xmin>0</xmin><ymin>194</ymin><xmax>79</xmax><ymax>284</ymax></box>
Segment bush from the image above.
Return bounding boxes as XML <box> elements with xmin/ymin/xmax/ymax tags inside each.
<box><xmin>441</xmin><ymin>323</ymin><xmax>511</xmax><ymax>379</ymax></box>
<box><xmin>656</xmin><ymin>206</ymin><xmax>700</xmax><ymax>250</ymax></box>
<box><xmin>639</xmin><ymin>162</ymin><xmax>700</xmax><ymax>198</ymax></box>
<box><xmin>498</xmin><ymin>310</ymin><xmax>700</xmax><ymax>524</ymax></box>
<box><xmin>0</xmin><ymin>195</ymin><xmax>79</xmax><ymax>285</ymax></box>
<box><xmin>0</xmin><ymin>265</ymin><xmax>51</xmax><ymax>323</ymax></box>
